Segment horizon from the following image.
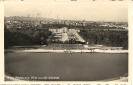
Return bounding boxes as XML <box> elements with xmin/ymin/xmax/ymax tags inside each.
<box><xmin>4</xmin><ymin>16</ymin><xmax>128</xmax><ymax>22</ymax></box>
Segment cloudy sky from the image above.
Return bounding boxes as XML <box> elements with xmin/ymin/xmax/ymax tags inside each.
<box><xmin>4</xmin><ymin>2</ymin><xmax>128</xmax><ymax>22</ymax></box>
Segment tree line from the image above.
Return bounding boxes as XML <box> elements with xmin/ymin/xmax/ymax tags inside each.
<box><xmin>4</xmin><ymin>26</ymin><xmax>51</xmax><ymax>48</ymax></box>
<box><xmin>79</xmin><ymin>30</ymin><xmax>128</xmax><ymax>49</ymax></box>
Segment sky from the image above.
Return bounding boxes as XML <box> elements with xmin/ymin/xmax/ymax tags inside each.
<box><xmin>4</xmin><ymin>2</ymin><xmax>128</xmax><ymax>22</ymax></box>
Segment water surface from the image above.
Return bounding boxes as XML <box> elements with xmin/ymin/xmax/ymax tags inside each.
<box><xmin>5</xmin><ymin>53</ymin><xmax>128</xmax><ymax>81</ymax></box>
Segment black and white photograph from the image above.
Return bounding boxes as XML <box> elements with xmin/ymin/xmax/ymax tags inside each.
<box><xmin>4</xmin><ymin>3</ymin><xmax>129</xmax><ymax>81</ymax></box>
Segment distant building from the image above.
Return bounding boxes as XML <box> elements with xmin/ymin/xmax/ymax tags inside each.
<box><xmin>83</xmin><ymin>20</ymin><xmax>86</xmax><ymax>26</ymax></box>
<box><xmin>62</xmin><ymin>27</ymin><xmax>68</xmax><ymax>33</ymax></box>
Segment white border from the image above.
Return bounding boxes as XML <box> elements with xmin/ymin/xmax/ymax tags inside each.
<box><xmin>0</xmin><ymin>1</ymin><xmax>132</xmax><ymax>84</ymax></box>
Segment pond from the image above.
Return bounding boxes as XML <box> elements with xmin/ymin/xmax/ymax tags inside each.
<box><xmin>5</xmin><ymin>53</ymin><xmax>128</xmax><ymax>81</ymax></box>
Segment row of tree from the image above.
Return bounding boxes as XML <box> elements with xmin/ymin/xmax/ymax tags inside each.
<box><xmin>4</xmin><ymin>26</ymin><xmax>52</xmax><ymax>48</ymax></box>
<box><xmin>79</xmin><ymin>30</ymin><xmax>128</xmax><ymax>49</ymax></box>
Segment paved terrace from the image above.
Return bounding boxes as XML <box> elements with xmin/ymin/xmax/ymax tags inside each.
<box><xmin>5</xmin><ymin>44</ymin><xmax>128</xmax><ymax>53</ymax></box>
<box><xmin>73</xmin><ymin>32</ymin><xmax>85</xmax><ymax>42</ymax></box>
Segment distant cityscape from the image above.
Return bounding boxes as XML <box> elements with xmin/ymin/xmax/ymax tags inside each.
<box><xmin>4</xmin><ymin>16</ymin><xmax>128</xmax><ymax>31</ymax></box>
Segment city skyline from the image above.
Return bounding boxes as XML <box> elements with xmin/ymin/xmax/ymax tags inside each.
<box><xmin>5</xmin><ymin>2</ymin><xmax>128</xmax><ymax>22</ymax></box>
